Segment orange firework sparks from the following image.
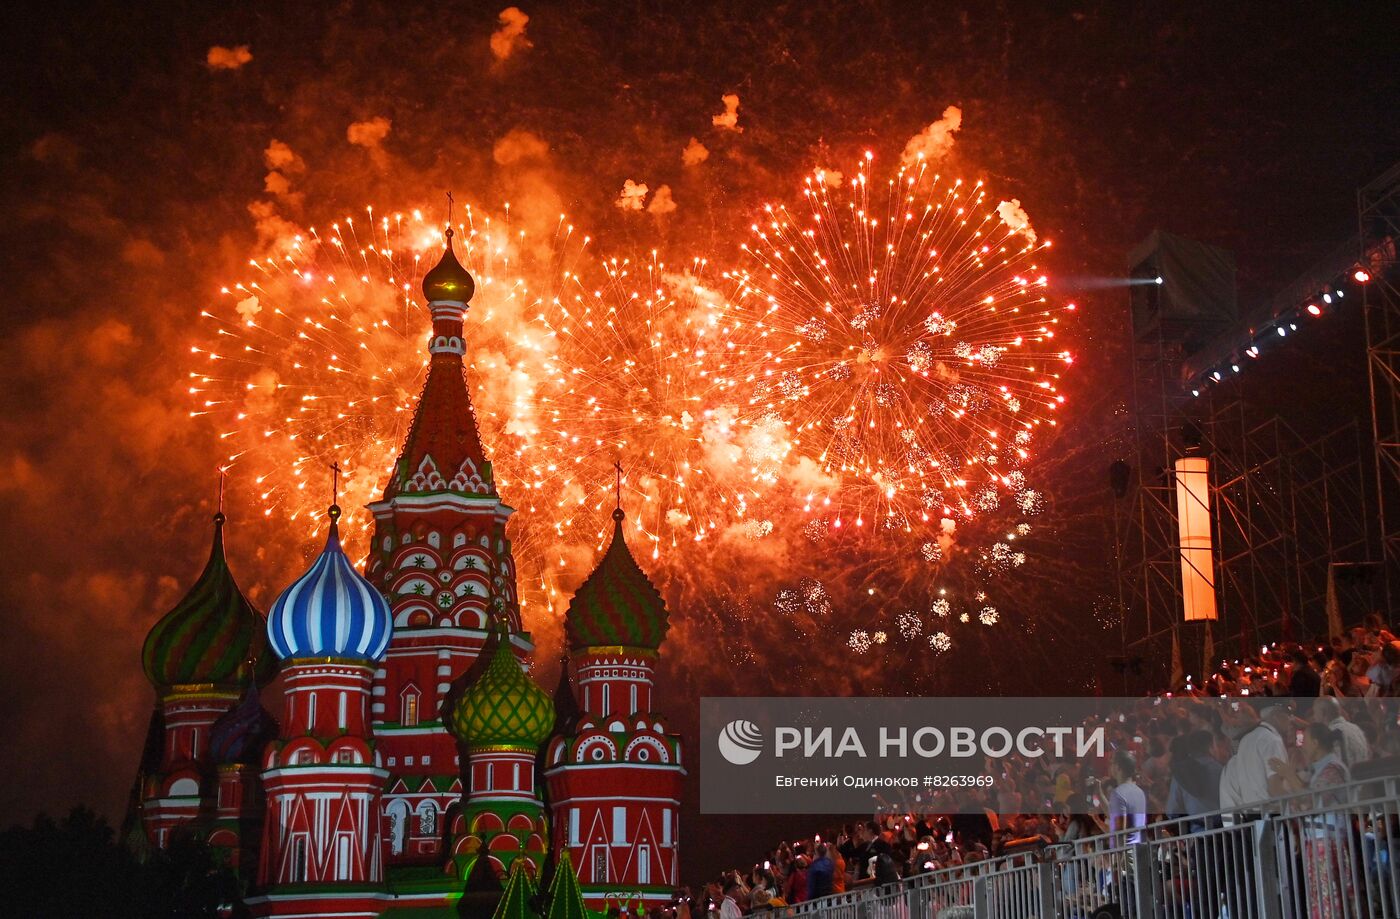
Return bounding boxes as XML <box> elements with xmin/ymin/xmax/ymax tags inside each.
<box><xmin>506</xmin><ymin>252</ymin><xmax>772</xmax><ymax>561</ymax></box>
<box><xmin>186</xmin><ymin>162</ymin><xmax>1075</xmax><ymax>655</ymax></box>
<box><xmin>723</xmin><ymin>156</ymin><xmax>1072</xmax><ymax>551</ymax></box>
<box><xmin>186</xmin><ymin>205</ymin><xmax>575</xmax><ymax>592</ymax></box>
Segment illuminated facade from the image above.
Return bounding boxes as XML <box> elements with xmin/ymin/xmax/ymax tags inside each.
<box><xmin>132</xmin><ymin>231</ymin><xmax>683</xmax><ymax>917</ymax></box>
<box><xmin>545</xmin><ymin>507</ymin><xmax>686</xmax><ymax>911</ymax></box>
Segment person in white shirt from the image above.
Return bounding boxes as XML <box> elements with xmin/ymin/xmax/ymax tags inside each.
<box><xmin>719</xmin><ymin>882</ymin><xmax>743</xmax><ymax>919</ymax></box>
<box><xmin>1104</xmin><ymin>750</ymin><xmax>1148</xmax><ymax>845</ymax></box>
<box><xmin>1227</xmin><ymin>705</ymin><xmax>1292</xmax><ymax>812</ymax></box>
<box><xmin>1313</xmin><ymin>696</ymin><xmax>1370</xmax><ymax>767</ymax></box>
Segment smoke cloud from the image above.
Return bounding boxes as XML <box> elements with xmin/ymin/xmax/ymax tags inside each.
<box><xmin>261</xmin><ymin>140</ymin><xmax>304</xmax><ymax>202</ymax></box>
<box><xmin>900</xmin><ymin>105</ymin><xmax>963</xmax><ymax>165</ymax></box>
<box><xmin>647</xmin><ymin>184</ymin><xmax>677</xmax><ymax>216</ymax></box>
<box><xmin>711</xmin><ymin>93</ymin><xmax>743</xmax><ymax>132</ymax></box>
<box><xmin>615</xmin><ymin>179</ymin><xmax>649</xmax><ymax>211</ymax></box>
<box><xmin>347</xmin><ymin>116</ymin><xmax>392</xmax><ymax>150</ymax></box>
<box><xmin>682</xmin><ymin>138</ymin><xmax>710</xmax><ymax>166</ymax></box>
<box><xmin>205</xmin><ymin>45</ymin><xmax>252</xmax><ymax>70</ymax></box>
<box><xmin>997</xmin><ymin>198</ymin><xmax>1037</xmax><ymax>244</ymax></box>
<box><xmin>493</xmin><ymin>128</ymin><xmax>550</xmax><ymax>165</ymax></box>
<box><xmin>491</xmin><ymin>7</ymin><xmax>532</xmax><ymax>60</ymax></box>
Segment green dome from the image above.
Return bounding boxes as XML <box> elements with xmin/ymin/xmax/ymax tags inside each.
<box><xmin>565</xmin><ymin>509</ymin><xmax>669</xmax><ymax>650</ymax></box>
<box><xmin>450</xmin><ymin>621</ymin><xmax>554</xmax><ymax>750</ymax></box>
<box><xmin>142</xmin><ymin>514</ymin><xmax>276</xmax><ymax>692</ymax></box>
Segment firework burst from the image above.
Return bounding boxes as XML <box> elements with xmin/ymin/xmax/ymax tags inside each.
<box><xmin>189</xmin><ymin>206</ymin><xmax>533</xmax><ymax>535</ymax></box>
<box><xmin>723</xmin><ymin>155</ymin><xmax>1071</xmax><ymax>552</ymax></box>
<box><xmin>507</xmin><ymin>254</ymin><xmax>771</xmax><ymax>560</ymax></box>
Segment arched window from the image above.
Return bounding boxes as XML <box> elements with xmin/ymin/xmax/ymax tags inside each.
<box><xmin>290</xmin><ymin>836</ymin><xmax>308</xmax><ymax>883</ymax></box>
<box><xmin>335</xmin><ymin>834</ymin><xmax>352</xmax><ymax>880</ymax></box>
<box><xmin>401</xmin><ymin>685</ymin><xmax>421</xmax><ymax>726</ymax></box>
<box><xmin>418</xmin><ymin>801</ymin><xmax>438</xmax><ymax>836</ymax></box>
<box><xmin>386</xmin><ymin>800</ymin><xmax>409</xmax><ymax>855</ymax></box>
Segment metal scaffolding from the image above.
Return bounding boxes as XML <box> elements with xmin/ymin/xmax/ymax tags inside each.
<box><xmin>1118</xmin><ymin>170</ymin><xmax>1400</xmax><ymax>689</ymax></box>
<box><xmin>1362</xmin><ymin>162</ymin><xmax>1400</xmax><ymax>610</ymax></box>
<box><xmin>1205</xmin><ymin>405</ymin><xmax>1377</xmax><ymax>649</ymax></box>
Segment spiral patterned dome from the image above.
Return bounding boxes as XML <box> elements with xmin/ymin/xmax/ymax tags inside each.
<box><xmin>422</xmin><ymin>230</ymin><xmax>475</xmax><ymax>303</ymax></box>
<box><xmin>449</xmin><ymin>620</ymin><xmax>554</xmax><ymax>750</ymax></box>
<box><xmin>267</xmin><ymin>506</ymin><xmax>392</xmax><ymax>662</ymax></box>
<box><xmin>142</xmin><ymin>514</ymin><xmax>275</xmax><ymax>691</ymax></box>
<box><xmin>565</xmin><ymin>508</ymin><xmax>670</xmax><ymax>650</ymax></box>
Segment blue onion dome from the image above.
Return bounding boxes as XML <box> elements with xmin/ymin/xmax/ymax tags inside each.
<box><xmin>267</xmin><ymin>505</ymin><xmax>393</xmax><ymax>662</ymax></box>
<box><xmin>209</xmin><ymin>681</ymin><xmax>278</xmax><ymax>766</ymax></box>
<box><xmin>422</xmin><ymin>228</ymin><xmax>475</xmax><ymax>303</ymax></box>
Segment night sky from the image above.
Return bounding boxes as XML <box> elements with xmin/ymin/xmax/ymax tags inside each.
<box><xmin>1</xmin><ymin>0</ymin><xmax>1398</xmax><ymax>887</ymax></box>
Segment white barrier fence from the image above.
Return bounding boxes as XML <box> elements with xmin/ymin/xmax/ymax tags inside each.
<box><xmin>778</xmin><ymin>775</ymin><xmax>1400</xmax><ymax>919</ymax></box>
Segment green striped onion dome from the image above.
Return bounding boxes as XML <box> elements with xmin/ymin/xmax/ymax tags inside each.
<box><xmin>142</xmin><ymin>514</ymin><xmax>274</xmax><ymax>691</ymax></box>
<box><xmin>450</xmin><ymin>621</ymin><xmax>554</xmax><ymax>750</ymax></box>
<box><xmin>565</xmin><ymin>508</ymin><xmax>669</xmax><ymax>650</ymax></box>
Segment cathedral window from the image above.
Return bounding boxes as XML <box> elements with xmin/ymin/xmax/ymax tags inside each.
<box><xmin>663</xmin><ymin>811</ymin><xmax>672</xmax><ymax>846</ymax></box>
<box><xmin>592</xmin><ymin>847</ymin><xmax>608</xmax><ymax>884</ymax></box>
<box><xmin>335</xmin><ymin>834</ymin><xmax>352</xmax><ymax>880</ymax></box>
<box><xmin>387</xmin><ymin>801</ymin><xmax>408</xmax><ymax>854</ymax></box>
<box><xmin>612</xmin><ymin>807</ymin><xmax>627</xmax><ymax>845</ymax></box>
<box><xmin>418</xmin><ymin>803</ymin><xmax>438</xmax><ymax>836</ymax></box>
<box><xmin>290</xmin><ymin>836</ymin><xmax>309</xmax><ymax>883</ymax></box>
<box><xmin>638</xmin><ymin>845</ymin><xmax>651</xmax><ymax>884</ymax></box>
<box><xmin>401</xmin><ymin>687</ymin><xmax>421</xmax><ymax>726</ymax></box>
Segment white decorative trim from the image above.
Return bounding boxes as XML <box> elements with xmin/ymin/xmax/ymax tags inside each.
<box><xmin>407</xmin><ymin>456</ymin><xmax>447</xmax><ymax>492</ymax></box>
<box><xmin>449</xmin><ymin>457</ymin><xmax>490</xmax><ymax>493</ymax></box>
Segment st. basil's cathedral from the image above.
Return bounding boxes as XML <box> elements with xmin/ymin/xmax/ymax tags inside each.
<box><xmin>129</xmin><ymin>230</ymin><xmax>686</xmax><ymax>918</ymax></box>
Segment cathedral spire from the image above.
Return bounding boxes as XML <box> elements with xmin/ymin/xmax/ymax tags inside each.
<box><xmin>383</xmin><ymin>220</ymin><xmax>491</xmax><ymax>499</ymax></box>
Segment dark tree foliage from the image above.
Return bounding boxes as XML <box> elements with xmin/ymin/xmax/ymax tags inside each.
<box><xmin>0</xmin><ymin>807</ymin><xmax>245</xmax><ymax>918</ymax></box>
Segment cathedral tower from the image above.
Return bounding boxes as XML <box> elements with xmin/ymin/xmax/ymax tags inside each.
<box><xmin>445</xmin><ymin>616</ymin><xmax>555</xmax><ymax>881</ymax></box>
<box><xmin>544</xmin><ymin>502</ymin><xmax>685</xmax><ymax>909</ymax></box>
<box><xmin>140</xmin><ymin>510</ymin><xmax>275</xmax><ymax>850</ymax></box>
<box><xmin>250</xmin><ymin>502</ymin><xmax>393</xmax><ymax>917</ymax></box>
<box><xmin>364</xmin><ymin>228</ymin><xmax>531</xmax><ymax>868</ymax></box>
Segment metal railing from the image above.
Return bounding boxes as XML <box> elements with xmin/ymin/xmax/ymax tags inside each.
<box><xmin>777</xmin><ymin>775</ymin><xmax>1400</xmax><ymax>919</ymax></box>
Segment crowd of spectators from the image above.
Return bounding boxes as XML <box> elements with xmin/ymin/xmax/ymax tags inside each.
<box><xmin>684</xmin><ymin>613</ymin><xmax>1400</xmax><ymax>916</ymax></box>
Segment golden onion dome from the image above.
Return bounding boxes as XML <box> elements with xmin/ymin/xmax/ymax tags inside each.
<box><xmin>422</xmin><ymin>228</ymin><xmax>475</xmax><ymax>303</ymax></box>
